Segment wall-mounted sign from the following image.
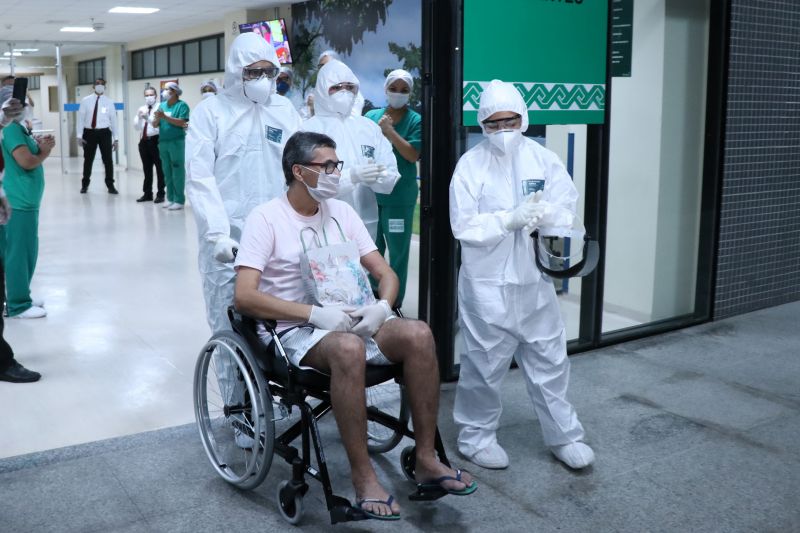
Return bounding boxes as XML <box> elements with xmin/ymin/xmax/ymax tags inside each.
<box><xmin>611</xmin><ymin>0</ymin><xmax>634</xmax><ymax>77</ymax></box>
<box><xmin>463</xmin><ymin>0</ymin><xmax>608</xmax><ymax>126</ymax></box>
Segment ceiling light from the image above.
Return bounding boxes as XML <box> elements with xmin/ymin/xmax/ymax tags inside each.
<box><xmin>13</xmin><ymin>48</ymin><xmax>39</xmax><ymax>53</ymax></box>
<box><xmin>60</xmin><ymin>26</ymin><xmax>95</xmax><ymax>32</ymax></box>
<box><xmin>3</xmin><ymin>52</ymin><xmax>22</xmax><ymax>57</ymax></box>
<box><xmin>109</xmin><ymin>7</ymin><xmax>160</xmax><ymax>14</ymax></box>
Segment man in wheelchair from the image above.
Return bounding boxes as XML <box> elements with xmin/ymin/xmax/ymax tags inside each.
<box><xmin>232</xmin><ymin>131</ymin><xmax>477</xmax><ymax>519</ymax></box>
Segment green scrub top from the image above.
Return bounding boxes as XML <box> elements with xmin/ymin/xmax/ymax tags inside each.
<box><xmin>365</xmin><ymin>107</ymin><xmax>422</xmax><ymax>207</ymax></box>
<box><xmin>0</xmin><ymin>122</ymin><xmax>44</xmax><ymax>210</ymax></box>
<box><xmin>158</xmin><ymin>99</ymin><xmax>190</xmax><ymax>142</ymax></box>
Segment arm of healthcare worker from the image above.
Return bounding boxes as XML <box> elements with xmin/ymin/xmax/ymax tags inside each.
<box><xmin>185</xmin><ymin>103</ymin><xmax>231</xmax><ymax>244</ymax></box>
<box><xmin>364</xmin><ymin>129</ymin><xmax>400</xmax><ymax>194</ymax></box>
<box><xmin>449</xmin><ymin>157</ymin><xmax>519</xmax><ymax>247</ymax></box>
<box><xmin>8</xmin><ymin>133</ymin><xmax>54</xmax><ymax>170</ymax></box>
<box><xmin>108</xmin><ymin>96</ymin><xmax>119</xmax><ymax>150</ymax></box>
<box><xmin>535</xmin><ymin>150</ymin><xmax>580</xmax><ymax>228</ymax></box>
<box><xmin>377</xmin><ymin>113</ymin><xmax>420</xmax><ymax>163</ymax></box>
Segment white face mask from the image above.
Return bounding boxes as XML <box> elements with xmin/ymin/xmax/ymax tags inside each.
<box><xmin>145</xmin><ymin>95</ymin><xmax>156</xmax><ymax>106</ymax></box>
<box><xmin>161</xmin><ymin>89</ymin><xmax>171</xmax><ymax>100</ymax></box>
<box><xmin>329</xmin><ymin>90</ymin><xmax>355</xmax><ymax>117</ymax></box>
<box><xmin>386</xmin><ymin>91</ymin><xmax>409</xmax><ymax>109</ymax></box>
<box><xmin>300</xmin><ymin>166</ymin><xmax>340</xmax><ymax>202</ymax></box>
<box><xmin>243</xmin><ymin>77</ymin><xmax>273</xmax><ymax>105</ymax></box>
<box><xmin>94</xmin><ymin>85</ymin><xmax>105</xmax><ymax>95</ymax></box>
<box><xmin>488</xmin><ymin>130</ymin><xmax>522</xmax><ymax>154</ymax></box>
<box><xmin>202</xmin><ymin>92</ymin><xmax>215</xmax><ymax>100</ymax></box>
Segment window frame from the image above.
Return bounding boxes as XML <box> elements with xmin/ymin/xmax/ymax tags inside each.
<box><xmin>129</xmin><ymin>34</ymin><xmax>224</xmax><ymax>80</ymax></box>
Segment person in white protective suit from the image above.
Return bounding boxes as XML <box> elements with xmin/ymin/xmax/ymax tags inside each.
<box><xmin>317</xmin><ymin>50</ymin><xmax>365</xmax><ymax>117</ymax></box>
<box><xmin>186</xmin><ymin>32</ymin><xmax>302</xmax><ymax>334</ymax></box>
<box><xmin>301</xmin><ymin>60</ymin><xmax>400</xmax><ymax>240</ymax></box>
<box><xmin>449</xmin><ymin>80</ymin><xmax>595</xmax><ymax>471</ymax></box>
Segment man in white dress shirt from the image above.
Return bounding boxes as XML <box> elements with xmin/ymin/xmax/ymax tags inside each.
<box><xmin>133</xmin><ymin>87</ymin><xmax>165</xmax><ymax>203</ymax></box>
<box><xmin>77</xmin><ymin>77</ymin><xmax>119</xmax><ymax>194</ymax></box>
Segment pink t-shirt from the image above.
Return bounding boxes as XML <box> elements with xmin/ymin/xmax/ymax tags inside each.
<box><xmin>234</xmin><ymin>193</ymin><xmax>378</xmax><ymax>332</ymax></box>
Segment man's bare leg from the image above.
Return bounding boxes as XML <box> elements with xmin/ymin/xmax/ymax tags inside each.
<box><xmin>374</xmin><ymin>319</ymin><xmax>474</xmax><ymax>491</ymax></box>
<box><xmin>301</xmin><ymin>332</ymin><xmax>400</xmax><ymax>517</ymax></box>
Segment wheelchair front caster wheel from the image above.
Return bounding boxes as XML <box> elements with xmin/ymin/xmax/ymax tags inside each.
<box><xmin>277</xmin><ymin>480</ymin><xmax>304</xmax><ymax>525</ymax></box>
<box><xmin>401</xmin><ymin>446</ymin><xmax>416</xmax><ymax>482</ymax></box>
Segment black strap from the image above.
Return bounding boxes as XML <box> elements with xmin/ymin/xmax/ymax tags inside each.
<box><xmin>531</xmin><ymin>230</ymin><xmax>600</xmax><ymax>279</ymax></box>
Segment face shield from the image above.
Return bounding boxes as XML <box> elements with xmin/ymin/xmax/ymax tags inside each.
<box><xmin>531</xmin><ymin>211</ymin><xmax>599</xmax><ymax>279</ymax></box>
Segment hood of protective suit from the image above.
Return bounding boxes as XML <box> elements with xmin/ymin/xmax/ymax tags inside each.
<box><xmin>477</xmin><ymin>80</ymin><xmax>529</xmax><ymax>135</ymax></box>
<box><xmin>314</xmin><ymin>60</ymin><xmax>359</xmax><ymax>118</ymax></box>
<box><xmin>223</xmin><ymin>32</ymin><xmax>280</xmax><ymax>95</ymax></box>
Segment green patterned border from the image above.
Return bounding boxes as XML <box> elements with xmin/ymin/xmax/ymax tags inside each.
<box><xmin>463</xmin><ymin>81</ymin><xmax>606</xmax><ymax>113</ymax></box>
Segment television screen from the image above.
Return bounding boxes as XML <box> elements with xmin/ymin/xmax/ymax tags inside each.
<box><xmin>238</xmin><ymin>18</ymin><xmax>293</xmax><ymax>64</ymax></box>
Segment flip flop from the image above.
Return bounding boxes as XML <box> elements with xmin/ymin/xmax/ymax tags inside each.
<box><xmin>416</xmin><ymin>469</ymin><xmax>478</xmax><ymax>496</ymax></box>
<box><xmin>355</xmin><ymin>495</ymin><xmax>401</xmax><ymax>521</ymax></box>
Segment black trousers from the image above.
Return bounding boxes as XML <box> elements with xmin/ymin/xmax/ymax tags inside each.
<box><xmin>0</xmin><ymin>256</ymin><xmax>15</xmax><ymax>372</ymax></box>
<box><xmin>82</xmin><ymin>127</ymin><xmax>115</xmax><ymax>189</ymax></box>
<box><xmin>138</xmin><ymin>135</ymin><xmax>165</xmax><ymax>197</ymax></box>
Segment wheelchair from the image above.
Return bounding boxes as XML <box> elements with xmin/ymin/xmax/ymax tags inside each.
<box><xmin>192</xmin><ymin>307</ymin><xmax>454</xmax><ymax>525</ymax></box>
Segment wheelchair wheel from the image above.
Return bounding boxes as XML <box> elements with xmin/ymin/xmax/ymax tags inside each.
<box><xmin>194</xmin><ymin>331</ymin><xmax>275</xmax><ymax>490</ymax></box>
<box><xmin>366</xmin><ymin>380</ymin><xmax>408</xmax><ymax>454</ymax></box>
<box><xmin>401</xmin><ymin>446</ymin><xmax>416</xmax><ymax>482</ymax></box>
<box><xmin>277</xmin><ymin>480</ymin><xmax>304</xmax><ymax>525</ymax></box>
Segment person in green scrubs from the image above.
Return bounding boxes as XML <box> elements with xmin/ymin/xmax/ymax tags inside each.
<box><xmin>0</xmin><ymin>92</ymin><xmax>55</xmax><ymax>319</ymax></box>
<box><xmin>365</xmin><ymin>69</ymin><xmax>422</xmax><ymax>307</ymax></box>
<box><xmin>153</xmin><ymin>82</ymin><xmax>190</xmax><ymax>210</ymax></box>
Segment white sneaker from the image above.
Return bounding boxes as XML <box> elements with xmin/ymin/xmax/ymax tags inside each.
<box><xmin>167</xmin><ymin>203</ymin><xmax>184</xmax><ymax>210</ymax></box>
<box><xmin>466</xmin><ymin>442</ymin><xmax>509</xmax><ymax>469</ymax></box>
<box><xmin>32</xmin><ymin>298</ymin><xmax>44</xmax><ymax>308</ymax></box>
<box><xmin>10</xmin><ymin>305</ymin><xmax>47</xmax><ymax>319</ymax></box>
<box><xmin>161</xmin><ymin>201</ymin><xmax>174</xmax><ymax>209</ymax></box>
<box><xmin>551</xmin><ymin>442</ymin><xmax>595</xmax><ymax>469</ymax></box>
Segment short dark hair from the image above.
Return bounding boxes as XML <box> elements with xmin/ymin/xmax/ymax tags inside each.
<box><xmin>95</xmin><ymin>77</ymin><xmax>106</xmax><ymax>85</ymax></box>
<box><xmin>281</xmin><ymin>131</ymin><xmax>337</xmax><ymax>186</ymax></box>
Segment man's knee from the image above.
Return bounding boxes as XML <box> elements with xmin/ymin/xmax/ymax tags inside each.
<box><xmin>326</xmin><ymin>333</ymin><xmax>367</xmax><ymax>375</ymax></box>
<box><xmin>397</xmin><ymin>320</ymin><xmax>436</xmax><ymax>365</ymax></box>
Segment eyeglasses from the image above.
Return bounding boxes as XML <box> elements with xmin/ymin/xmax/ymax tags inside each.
<box><xmin>328</xmin><ymin>82</ymin><xmax>358</xmax><ymax>94</ymax></box>
<box><xmin>482</xmin><ymin>115</ymin><xmax>522</xmax><ymax>132</ymax></box>
<box><xmin>242</xmin><ymin>66</ymin><xmax>280</xmax><ymax>80</ymax></box>
<box><xmin>300</xmin><ymin>160</ymin><xmax>345</xmax><ymax>174</ymax></box>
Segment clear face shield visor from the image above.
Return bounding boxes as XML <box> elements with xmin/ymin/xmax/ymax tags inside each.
<box><xmin>531</xmin><ymin>213</ymin><xmax>600</xmax><ymax>279</ymax></box>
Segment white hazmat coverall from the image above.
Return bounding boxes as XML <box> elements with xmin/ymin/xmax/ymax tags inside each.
<box><xmin>301</xmin><ymin>60</ymin><xmax>399</xmax><ymax>240</ymax></box>
<box><xmin>187</xmin><ymin>33</ymin><xmax>302</xmax><ymax>334</ymax></box>
<box><xmin>449</xmin><ymin>80</ymin><xmax>585</xmax><ymax>456</ymax></box>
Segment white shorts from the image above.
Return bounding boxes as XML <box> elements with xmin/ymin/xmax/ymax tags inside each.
<box><xmin>261</xmin><ymin>325</ymin><xmax>393</xmax><ymax>370</ymax></box>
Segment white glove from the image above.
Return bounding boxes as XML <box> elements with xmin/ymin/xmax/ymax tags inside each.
<box><xmin>349</xmin><ymin>162</ymin><xmax>385</xmax><ymax>185</ymax></box>
<box><xmin>0</xmin><ymin>97</ymin><xmax>23</xmax><ymax>126</ymax></box>
<box><xmin>522</xmin><ymin>191</ymin><xmax>549</xmax><ymax>233</ymax></box>
<box><xmin>309</xmin><ymin>306</ymin><xmax>354</xmax><ymax>332</ymax></box>
<box><xmin>212</xmin><ymin>236</ymin><xmax>239</xmax><ymax>263</ymax></box>
<box><xmin>503</xmin><ymin>202</ymin><xmax>539</xmax><ymax>231</ymax></box>
<box><xmin>0</xmin><ymin>195</ymin><xmax>11</xmax><ymax>225</ymax></box>
<box><xmin>349</xmin><ymin>300</ymin><xmax>393</xmax><ymax>338</ymax></box>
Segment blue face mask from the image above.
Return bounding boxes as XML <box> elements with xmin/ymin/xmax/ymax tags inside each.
<box><xmin>276</xmin><ymin>80</ymin><xmax>290</xmax><ymax>95</ymax></box>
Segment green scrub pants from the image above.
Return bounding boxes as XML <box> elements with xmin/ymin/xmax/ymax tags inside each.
<box><xmin>375</xmin><ymin>204</ymin><xmax>415</xmax><ymax>307</ymax></box>
<box><xmin>1</xmin><ymin>209</ymin><xmax>39</xmax><ymax>316</ymax></box>
<box><xmin>159</xmin><ymin>139</ymin><xmax>185</xmax><ymax>205</ymax></box>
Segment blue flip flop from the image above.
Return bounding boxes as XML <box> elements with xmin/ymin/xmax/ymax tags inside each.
<box><xmin>356</xmin><ymin>495</ymin><xmax>401</xmax><ymax>521</ymax></box>
<box><xmin>417</xmin><ymin>469</ymin><xmax>478</xmax><ymax>496</ymax></box>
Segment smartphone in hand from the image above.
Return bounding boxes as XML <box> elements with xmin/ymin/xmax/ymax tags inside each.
<box><xmin>12</xmin><ymin>77</ymin><xmax>28</xmax><ymax>106</ymax></box>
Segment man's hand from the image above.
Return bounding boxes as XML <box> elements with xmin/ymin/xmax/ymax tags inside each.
<box><xmin>309</xmin><ymin>306</ymin><xmax>354</xmax><ymax>332</ymax></box>
<box><xmin>349</xmin><ymin>300</ymin><xmax>393</xmax><ymax>338</ymax></box>
<box><xmin>112</xmin><ymin>140</ymin><xmax>119</xmax><ymax>152</ymax></box>
<box><xmin>153</xmin><ymin>108</ymin><xmax>165</xmax><ymax>119</ymax></box>
<box><xmin>0</xmin><ymin>97</ymin><xmax>23</xmax><ymax>127</ymax></box>
<box><xmin>76</xmin><ymin>136</ymin><xmax>86</xmax><ymax>147</ymax></box>
<box><xmin>377</xmin><ymin>114</ymin><xmax>394</xmax><ymax>135</ymax></box>
<box><xmin>0</xmin><ymin>196</ymin><xmax>12</xmax><ymax>225</ymax></box>
<box><xmin>212</xmin><ymin>236</ymin><xmax>239</xmax><ymax>263</ymax></box>
<box><xmin>36</xmin><ymin>135</ymin><xmax>56</xmax><ymax>156</ymax></box>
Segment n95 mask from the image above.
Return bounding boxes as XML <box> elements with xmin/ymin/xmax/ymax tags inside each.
<box><xmin>489</xmin><ymin>130</ymin><xmax>522</xmax><ymax>154</ymax></box>
<box><xmin>330</xmin><ymin>91</ymin><xmax>355</xmax><ymax>117</ymax></box>
<box><xmin>243</xmin><ymin>77</ymin><xmax>274</xmax><ymax>105</ymax></box>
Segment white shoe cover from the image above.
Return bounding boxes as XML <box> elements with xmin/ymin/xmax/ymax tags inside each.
<box><xmin>551</xmin><ymin>442</ymin><xmax>595</xmax><ymax>469</ymax></box>
<box><xmin>168</xmin><ymin>203</ymin><xmax>184</xmax><ymax>210</ymax></box>
<box><xmin>468</xmin><ymin>442</ymin><xmax>509</xmax><ymax>469</ymax></box>
<box><xmin>161</xmin><ymin>202</ymin><xmax>174</xmax><ymax>209</ymax></box>
<box><xmin>10</xmin><ymin>305</ymin><xmax>47</xmax><ymax>319</ymax></box>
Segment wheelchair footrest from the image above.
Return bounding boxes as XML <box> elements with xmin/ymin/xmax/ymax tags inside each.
<box><xmin>408</xmin><ymin>485</ymin><xmax>448</xmax><ymax>502</ymax></box>
<box><xmin>329</xmin><ymin>495</ymin><xmax>369</xmax><ymax>524</ymax></box>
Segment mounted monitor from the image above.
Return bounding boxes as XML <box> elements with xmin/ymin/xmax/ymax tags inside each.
<box><xmin>238</xmin><ymin>18</ymin><xmax>293</xmax><ymax>64</ymax></box>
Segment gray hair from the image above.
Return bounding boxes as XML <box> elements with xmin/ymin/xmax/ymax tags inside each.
<box><xmin>281</xmin><ymin>131</ymin><xmax>337</xmax><ymax>186</ymax></box>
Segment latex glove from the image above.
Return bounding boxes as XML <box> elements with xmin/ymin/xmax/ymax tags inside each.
<box><xmin>522</xmin><ymin>191</ymin><xmax>549</xmax><ymax>233</ymax></box>
<box><xmin>349</xmin><ymin>300</ymin><xmax>393</xmax><ymax>338</ymax></box>
<box><xmin>309</xmin><ymin>306</ymin><xmax>354</xmax><ymax>332</ymax></box>
<box><xmin>0</xmin><ymin>97</ymin><xmax>23</xmax><ymax>126</ymax></box>
<box><xmin>503</xmin><ymin>201</ymin><xmax>539</xmax><ymax>231</ymax></box>
<box><xmin>213</xmin><ymin>236</ymin><xmax>239</xmax><ymax>263</ymax></box>
<box><xmin>0</xmin><ymin>195</ymin><xmax>11</xmax><ymax>225</ymax></box>
<box><xmin>349</xmin><ymin>161</ymin><xmax>384</xmax><ymax>185</ymax></box>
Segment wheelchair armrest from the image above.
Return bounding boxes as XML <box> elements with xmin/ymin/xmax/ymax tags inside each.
<box><xmin>227</xmin><ymin>306</ymin><xmax>284</xmax><ymax>374</ymax></box>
